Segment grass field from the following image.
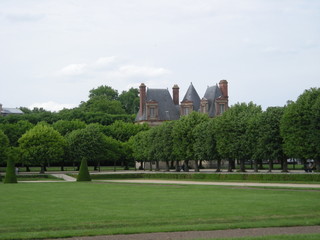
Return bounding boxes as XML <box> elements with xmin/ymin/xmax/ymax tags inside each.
<box><xmin>0</xmin><ymin>182</ymin><xmax>320</xmax><ymax>240</ymax></box>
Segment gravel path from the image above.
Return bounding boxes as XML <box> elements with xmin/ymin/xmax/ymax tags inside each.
<box><xmin>48</xmin><ymin>226</ymin><xmax>320</xmax><ymax>240</ymax></box>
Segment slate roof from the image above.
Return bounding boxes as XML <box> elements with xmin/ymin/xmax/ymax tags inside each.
<box><xmin>203</xmin><ymin>85</ymin><xmax>222</xmax><ymax>117</ymax></box>
<box><xmin>136</xmin><ymin>88</ymin><xmax>180</xmax><ymax>121</ymax></box>
<box><xmin>182</xmin><ymin>83</ymin><xmax>201</xmax><ymax>111</ymax></box>
<box><xmin>1</xmin><ymin>108</ymin><xmax>24</xmax><ymax>115</ymax></box>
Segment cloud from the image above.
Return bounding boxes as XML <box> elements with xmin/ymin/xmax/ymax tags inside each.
<box><xmin>58</xmin><ymin>57</ymin><xmax>171</xmax><ymax>81</ymax></box>
<box><xmin>29</xmin><ymin>101</ymin><xmax>77</xmax><ymax>112</ymax></box>
<box><xmin>59</xmin><ymin>63</ymin><xmax>88</xmax><ymax>76</ymax></box>
<box><xmin>114</xmin><ymin>65</ymin><xmax>171</xmax><ymax>78</ymax></box>
<box><xmin>5</xmin><ymin>13</ymin><xmax>45</xmax><ymax>22</ymax></box>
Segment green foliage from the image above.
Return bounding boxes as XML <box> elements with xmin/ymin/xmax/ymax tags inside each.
<box><xmin>77</xmin><ymin>158</ymin><xmax>91</xmax><ymax>181</ymax></box>
<box><xmin>172</xmin><ymin>112</ymin><xmax>210</xmax><ymax>161</ymax></box>
<box><xmin>0</xmin><ymin>120</ymin><xmax>34</xmax><ymax>146</ymax></box>
<box><xmin>4</xmin><ymin>153</ymin><xmax>17</xmax><ymax>184</ymax></box>
<box><xmin>215</xmin><ymin>102</ymin><xmax>262</xmax><ymax>170</ymax></box>
<box><xmin>281</xmin><ymin>88</ymin><xmax>320</xmax><ymax>163</ymax></box>
<box><xmin>52</xmin><ymin>120</ymin><xmax>86</xmax><ymax>136</ymax></box>
<box><xmin>79</xmin><ymin>96</ymin><xmax>126</xmax><ymax>114</ymax></box>
<box><xmin>118</xmin><ymin>87</ymin><xmax>140</xmax><ymax>114</ymax></box>
<box><xmin>105</xmin><ymin>120</ymin><xmax>149</xmax><ymax>142</ymax></box>
<box><xmin>18</xmin><ymin>123</ymin><xmax>66</xmax><ymax>172</ymax></box>
<box><xmin>89</xmin><ymin>85</ymin><xmax>119</xmax><ymax>100</ymax></box>
<box><xmin>66</xmin><ymin>124</ymin><xmax>121</xmax><ymax>167</ymax></box>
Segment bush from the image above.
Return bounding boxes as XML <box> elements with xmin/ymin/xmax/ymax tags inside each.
<box><xmin>4</xmin><ymin>158</ymin><xmax>17</xmax><ymax>184</ymax></box>
<box><xmin>77</xmin><ymin>158</ymin><xmax>91</xmax><ymax>182</ymax></box>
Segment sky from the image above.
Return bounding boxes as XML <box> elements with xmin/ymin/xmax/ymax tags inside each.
<box><xmin>1</xmin><ymin>0</ymin><xmax>319</xmax><ymax>112</ymax></box>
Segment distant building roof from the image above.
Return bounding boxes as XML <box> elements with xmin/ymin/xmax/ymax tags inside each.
<box><xmin>1</xmin><ymin>107</ymin><xmax>24</xmax><ymax>115</ymax></box>
<box><xmin>203</xmin><ymin>85</ymin><xmax>222</xmax><ymax>117</ymax></box>
<box><xmin>182</xmin><ymin>83</ymin><xmax>201</xmax><ymax>111</ymax></box>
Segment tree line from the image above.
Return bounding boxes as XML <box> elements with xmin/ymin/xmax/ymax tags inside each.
<box><xmin>131</xmin><ymin>87</ymin><xmax>320</xmax><ymax>172</ymax></box>
<box><xmin>0</xmin><ymin>87</ymin><xmax>319</xmax><ymax>173</ymax></box>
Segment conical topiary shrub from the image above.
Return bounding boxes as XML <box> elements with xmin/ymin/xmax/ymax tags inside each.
<box><xmin>4</xmin><ymin>157</ymin><xmax>17</xmax><ymax>184</ymax></box>
<box><xmin>77</xmin><ymin>158</ymin><xmax>91</xmax><ymax>181</ymax></box>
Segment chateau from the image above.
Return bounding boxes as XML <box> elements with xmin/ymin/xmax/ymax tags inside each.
<box><xmin>135</xmin><ymin>80</ymin><xmax>228</xmax><ymax>125</ymax></box>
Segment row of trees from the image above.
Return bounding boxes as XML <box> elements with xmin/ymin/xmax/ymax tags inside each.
<box><xmin>0</xmin><ymin>120</ymin><xmax>149</xmax><ymax>172</ymax></box>
<box><xmin>131</xmin><ymin>88</ymin><xmax>320</xmax><ymax>172</ymax></box>
<box><xmin>1</xmin><ymin>87</ymin><xmax>319</xmax><ymax>174</ymax></box>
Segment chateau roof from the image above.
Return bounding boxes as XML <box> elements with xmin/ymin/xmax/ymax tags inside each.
<box><xmin>203</xmin><ymin>85</ymin><xmax>222</xmax><ymax>117</ymax></box>
<box><xmin>136</xmin><ymin>88</ymin><xmax>180</xmax><ymax>121</ymax></box>
<box><xmin>182</xmin><ymin>83</ymin><xmax>201</xmax><ymax>111</ymax></box>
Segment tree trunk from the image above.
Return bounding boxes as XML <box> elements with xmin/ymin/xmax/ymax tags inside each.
<box><xmin>184</xmin><ymin>160</ymin><xmax>189</xmax><ymax>172</ymax></box>
<box><xmin>170</xmin><ymin>160</ymin><xmax>175</xmax><ymax>169</ymax></box>
<box><xmin>216</xmin><ymin>159</ymin><xmax>221</xmax><ymax>172</ymax></box>
<box><xmin>315</xmin><ymin>159</ymin><xmax>320</xmax><ymax>171</ymax></box>
<box><xmin>253</xmin><ymin>160</ymin><xmax>258</xmax><ymax>172</ymax></box>
<box><xmin>282</xmin><ymin>157</ymin><xmax>289</xmax><ymax>172</ymax></box>
<box><xmin>40</xmin><ymin>165</ymin><xmax>45</xmax><ymax>174</ymax></box>
<box><xmin>155</xmin><ymin>160</ymin><xmax>160</xmax><ymax>171</ymax></box>
<box><xmin>165</xmin><ymin>161</ymin><xmax>170</xmax><ymax>172</ymax></box>
<box><xmin>228</xmin><ymin>159</ymin><xmax>233</xmax><ymax>172</ymax></box>
<box><xmin>258</xmin><ymin>160</ymin><xmax>264</xmax><ymax>170</ymax></box>
<box><xmin>26</xmin><ymin>166</ymin><xmax>30</xmax><ymax>172</ymax></box>
<box><xmin>199</xmin><ymin>160</ymin><xmax>203</xmax><ymax>169</ymax></box>
<box><xmin>175</xmin><ymin>160</ymin><xmax>180</xmax><ymax>172</ymax></box>
<box><xmin>139</xmin><ymin>161</ymin><xmax>144</xmax><ymax>170</ymax></box>
<box><xmin>240</xmin><ymin>160</ymin><xmax>246</xmax><ymax>172</ymax></box>
<box><xmin>194</xmin><ymin>160</ymin><xmax>200</xmax><ymax>172</ymax></box>
<box><xmin>149</xmin><ymin>161</ymin><xmax>153</xmax><ymax>171</ymax></box>
<box><xmin>268</xmin><ymin>160</ymin><xmax>273</xmax><ymax>172</ymax></box>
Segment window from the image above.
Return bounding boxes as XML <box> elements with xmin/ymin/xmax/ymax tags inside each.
<box><xmin>150</xmin><ymin>107</ymin><xmax>155</xmax><ymax>118</ymax></box>
<box><xmin>184</xmin><ymin>107</ymin><xmax>190</xmax><ymax>115</ymax></box>
<box><xmin>219</xmin><ymin>104</ymin><xmax>225</xmax><ymax>114</ymax></box>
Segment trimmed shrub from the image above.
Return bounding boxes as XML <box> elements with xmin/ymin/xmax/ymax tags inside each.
<box><xmin>4</xmin><ymin>158</ymin><xmax>17</xmax><ymax>184</ymax></box>
<box><xmin>77</xmin><ymin>158</ymin><xmax>91</xmax><ymax>182</ymax></box>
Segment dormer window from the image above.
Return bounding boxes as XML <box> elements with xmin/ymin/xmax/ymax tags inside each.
<box><xmin>146</xmin><ymin>100</ymin><xmax>159</xmax><ymax>120</ymax></box>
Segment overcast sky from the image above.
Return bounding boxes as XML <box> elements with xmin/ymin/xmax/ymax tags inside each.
<box><xmin>1</xmin><ymin>0</ymin><xmax>319</xmax><ymax>112</ymax></box>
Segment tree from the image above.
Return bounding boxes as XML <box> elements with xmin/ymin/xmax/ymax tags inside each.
<box><xmin>172</xmin><ymin>112</ymin><xmax>210</xmax><ymax>171</ymax></box>
<box><xmin>0</xmin><ymin>130</ymin><xmax>9</xmax><ymax>165</ymax></box>
<box><xmin>79</xmin><ymin>96</ymin><xmax>126</xmax><ymax>114</ymax></box>
<box><xmin>77</xmin><ymin>158</ymin><xmax>91</xmax><ymax>181</ymax></box>
<box><xmin>131</xmin><ymin>130</ymin><xmax>150</xmax><ymax>170</ymax></box>
<box><xmin>193</xmin><ymin>119</ymin><xmax>221</xmax><ymax>172</ymax></box>
<box><xmin>18</xmin><ymin>123</ymin><xmax>66</xmax><ymax>173</ymax></box>
<box><xmin>4</xmin><ymin>148</ymin><xmax>18</xmax><ymax>183</ymax></box>
<box><xmin>281</xmin><ymin>88</ymin><xmax>320</xmax><ymax>170</ymax></box>
<box><xmin>253</xmin><ymin>107</ymin><xmax>287</xmax><ymax>172</ymax></box>
<box><xmin>118</xmin><ymin>88</ymin><xmax>140</xmax><ymax>114</ymax></box>
<box><xmin>0</xmin><ymin>120</ymin><xmax>34</xmax><ymax>147</ymax></box>
<box><xmin>89</xmin><ymin>85</ymin><xmax>119</xmax><ymax>100</ymax></box>
<box><xmin>215</xmin><ymin>102</ymin><xmax>262</xmax><ymax>172</ymax></box>
<box><xmin>66</xmin><ymin>125</ymin><xmax>109</xmax><ymax>170</ymax></box>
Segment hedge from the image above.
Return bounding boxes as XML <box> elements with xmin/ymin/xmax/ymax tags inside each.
<box><xmin>88</xmin><ymin>173</ymin><xmax>320</xmax><ymax>182</ymax></box>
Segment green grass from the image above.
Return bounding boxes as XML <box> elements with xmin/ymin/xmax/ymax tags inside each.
<box><xmin>195</xmin><ymin>233</ymin><xmax>320</xmax><ymax>240</ymax></box>
<box><xmin>0</xmin><ymin>182</ymin><xmax>320</xmax><ymax>239</ymax></box>
<box><xmin>16</xmin><ymin>174</ymin><xmax>63</xmax><ymax>181</ymax></box>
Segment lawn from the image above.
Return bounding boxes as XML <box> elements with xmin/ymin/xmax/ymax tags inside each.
<box><xmin>0</xmin><ymin>182</ymin><xmax>319</xmax><ymax>240</ymax></box>
<box><xmin>196</xmin><ymin>233</ymin><xmax>320</xmax><ymax>240</ymax></box>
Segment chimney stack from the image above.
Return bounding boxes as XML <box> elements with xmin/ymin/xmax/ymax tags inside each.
<box><xmin>219</xmin><ymin>80</ymin><xmax>228</xmax><ymax>99</ymax></box>
<box><xmin>139</xmin><ymin>83</ymin><xmax>146</xmax><ymax>117</ymax></box>
<box><xmin>172</xmin><ymin>84</ymin><xmax>179</xmax><ymax>105</ymax></box>
<box><xmin>0</xmin><ymin>103</ymin><xmax>3</xmax><ymax>113</ymax></box>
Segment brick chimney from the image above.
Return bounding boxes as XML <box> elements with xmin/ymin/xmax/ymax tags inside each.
<box><xmin>0</xmin><ymin>103</ymin><xmax>3</xmax><ymax>113</ymax></box>
<box><xmin>172</xmin><ymin>84</ymin><xmax>179</xmax><ymax>105</ymax></box>
<box><xmin>139</xmin><ymin>83</ymin><xmax>146</xmax><ymax>117</ymax></box>
<box><xmin>219</xmin><ymin>80</ymin><xmax>228</xmax><ymax>99</ymax></box>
